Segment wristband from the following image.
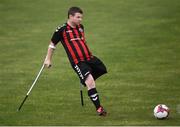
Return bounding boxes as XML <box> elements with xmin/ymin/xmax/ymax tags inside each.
<box><xmin>49</xmin><ymin>44</ymin><xmax>56</xmax><ymax>49</ymax></box>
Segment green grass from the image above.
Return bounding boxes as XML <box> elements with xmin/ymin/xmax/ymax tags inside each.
<box><xmin>0</xmin><ymin>0</ymin><xmax>180</xmax><ymax>125</ymax></box>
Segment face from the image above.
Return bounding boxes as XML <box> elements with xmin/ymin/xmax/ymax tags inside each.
<box><xmin>69</xmin><ymin>13</ymin><xmax>83</xmax><ymax>25</ymax></box>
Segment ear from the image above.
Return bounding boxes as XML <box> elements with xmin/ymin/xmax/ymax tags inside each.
<box><xmin>69</xmin><ymin>14</ymin><xmax>74</xmax><ymax>19</ymax></box>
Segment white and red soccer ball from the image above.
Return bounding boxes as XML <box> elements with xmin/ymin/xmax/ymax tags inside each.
<box><xmin>154</xmin><ymin>104</ymin><xmax>170</xmax><ymax>119</ymax></box>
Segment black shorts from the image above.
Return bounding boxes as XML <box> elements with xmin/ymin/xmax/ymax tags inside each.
<box><xmin>73</xmin><ymin>56</ymin><xmax>107</xmax><ymax>85</ymax></box>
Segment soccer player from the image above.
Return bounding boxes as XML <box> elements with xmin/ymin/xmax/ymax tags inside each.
<box><xmin>44</xmin><ymin>7</ymin><xmax>107</xmax><ymax>116</ymax></box>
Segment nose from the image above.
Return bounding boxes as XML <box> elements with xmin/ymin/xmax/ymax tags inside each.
<box><xmin>79</xmin><ymin>18</ymin><xmax>82</xmax><ymax>22</ymax></box>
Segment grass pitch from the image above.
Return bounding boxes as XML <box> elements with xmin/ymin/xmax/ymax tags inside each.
<box><xmin>0</xmin><ymin>0</ymin><xmax>180</xmax><ymax>125</ymax></box>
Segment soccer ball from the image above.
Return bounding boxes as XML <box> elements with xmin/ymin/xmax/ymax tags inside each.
<box><xmin>153</xmin><ymin>104</ymin><xmax>170</xmax><ymax>119</ymax></box>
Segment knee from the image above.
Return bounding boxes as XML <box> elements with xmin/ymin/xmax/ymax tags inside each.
<box><xmin>85</xmin><ymin>74</ymin><xmax>95</xmax><ymax>89</ymax></box>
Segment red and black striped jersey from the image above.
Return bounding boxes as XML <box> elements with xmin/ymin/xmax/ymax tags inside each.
<box><xmin>51</xmin><ymin>23</ymin><xmax>93</xmax><ymax>65</ymax></box>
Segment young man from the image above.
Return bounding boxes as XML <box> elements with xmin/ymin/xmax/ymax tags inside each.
<box><xmin>44</xmin><ymin>7</ymin><xmax>107</xmax><ymax>116</ymax></box>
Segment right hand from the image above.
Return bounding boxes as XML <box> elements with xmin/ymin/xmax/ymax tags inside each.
<box><xmin>44</xmin><ymin>59</ymin><xmax>52</xmax><ymax>68</ymax></box>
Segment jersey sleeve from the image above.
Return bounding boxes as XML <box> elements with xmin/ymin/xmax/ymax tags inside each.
<box><xmin>80</xmin><ymin>24</ymin><xmax>87</xmax><ymax>43</ymax></box>
<box><xmin>51</xmin><ymin>25</ymin><xmax>64</xmax><ymax>45</ymax></box>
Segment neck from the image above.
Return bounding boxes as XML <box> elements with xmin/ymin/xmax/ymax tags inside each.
<box><xmin>67</xmin><ymin>20</ymin><xmax>76</xmax><ymax>28</ymax></box>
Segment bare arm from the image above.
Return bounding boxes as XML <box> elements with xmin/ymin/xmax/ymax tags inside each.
<box><xmin>44</xmin><ymin>42</ymin><xmax>56</xmax><ymax>68</ymax></box>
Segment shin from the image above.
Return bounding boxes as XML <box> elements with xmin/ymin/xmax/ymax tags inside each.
<box><xmin>85</xmin><ymin>74</ymin><xmax>95</xmax><ymax>90</ymax></box>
